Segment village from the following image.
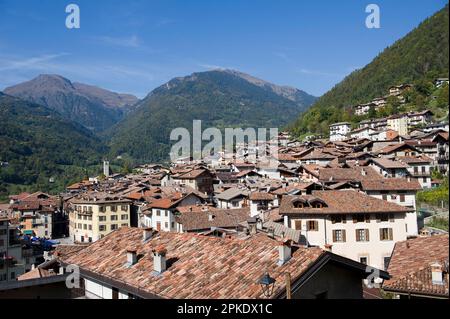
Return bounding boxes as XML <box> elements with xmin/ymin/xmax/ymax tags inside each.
<box><xmin>0</xmin><ymin>84</ymin><xmax>448</xmax><ymax>299</ymax></box>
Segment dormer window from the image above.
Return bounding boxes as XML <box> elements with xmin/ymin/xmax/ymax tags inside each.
<box><xmin>292</xmin><ymin>199</ymin><xmax>308</xmax><ymax>208</ymax></box>
<box><xmin>309</xmin><ymin>199</ymin><xmax>327</xmax><ymax>209</ymax></box>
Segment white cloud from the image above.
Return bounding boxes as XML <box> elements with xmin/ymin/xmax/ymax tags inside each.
<box><xmin>0</xmin><ymin>53</ymin><xmax>69</xmax><ymax>72</ymax></box>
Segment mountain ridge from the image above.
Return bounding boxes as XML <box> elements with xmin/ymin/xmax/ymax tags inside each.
<box><xmin>107</xmin><ymin>69</ymin><xmax>317</xmax><ymax>163</ymax></box>
<box><xmin>4</xmin><ymin>74</ymin><xmax>139</xmax><ymax>132</ymax></box>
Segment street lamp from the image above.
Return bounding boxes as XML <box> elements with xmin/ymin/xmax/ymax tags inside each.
<box><xmin>258</xmin><ymin>272</ymin><xmax>276</xmax><ymax>297</ymax></box>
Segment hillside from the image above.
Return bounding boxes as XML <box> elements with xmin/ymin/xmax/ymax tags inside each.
<box><xmin>291</xmin><ymin>5</ymin><xmax>449</xmax><ymax>136</ymax></box>
<box><xmin>4</xmin><ymin>75</ymin><xmax>139</xmax><ymax>132</ymax></box>
<box><xmin>107</xmin><ymin>69</ymin><xmax>316</xmax><ymax>163</ymax></box>
<box><xmin>0</xmin><ymin>93</ymin><xmax>106</xmax><ymax>197</ymax></box>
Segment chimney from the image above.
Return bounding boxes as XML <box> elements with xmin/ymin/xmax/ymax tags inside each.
<box><xmin>152</xmin><ymin>245</ymin><xmax>167</xmax><ymax>274</ymax></box>
<box><xmin>361</xmin><ymin>169</ymin><xmax>367</xmax><ymax>176</ymax></box>
<box><xmin>278</xmin><ymin>240</ymin><xmax>292</xmax><ymax>266</ymax></box>
<box><xmin>431</xmin><ymin>262</ymin><xmax>444</xmax><ymax>285</ymax></box>
<box><xmin>247</xmin><ymin>217</ymin><xmax>257</xmax><ymax>234</ymax></box>
<box><xmin>256</xmin><ymin>217</ymin><xmax>264</xmax><ymax>230</ymax></box>
<box><xmin>126</xmin><ymin>249</ymin><xmax>137</xmax><ymax>266</ymax></box>
<box><xmin>208</xmin><ymin>213</ymin><xmax>215</xmax><ymax>222</ymax></box>
<box><xmin>143</xmin><ymin>227</ymin><xmax>153</xmax><ymax>241</ymax></box>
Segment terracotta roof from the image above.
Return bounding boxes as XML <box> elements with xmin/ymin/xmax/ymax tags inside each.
<box><xmin>61</xmin><ymin>227</ymin><xmax>326</xmax><ymax>299</ymax></box>
<box><xmin>17</xmin><ymin>267</ymin><xmax>58</xmax><ymax>281</ymax></box>
<box><xmin>370</xmin><ymin>158</ymin><xmax>410</xmax><ymax>169</ymax></box>
<box><xmin>397</xmin><ymin>156</ymin><xmax>432</xmax><ymax>164</ymax></box>
<box><xmin>176</xmin><ymin>208</ymin><xmax>250</xmax><ymax>232</ymax></box>
<box><xmin>216</xmin><ymin>188</ymin><xmax>249</xmax><ymax>201</ymax></box>
<box><xmin>377</xmin><ymin>143</ymin><xmax>419</xmax><ymax>155</ymax></box>
<box><xmin>279</xmin><ymin>190</ymin><xmax>412</xmax><ymax>215</ymax></box>
<box><xmin>361</xmin><ymin>178</ymin><xmax>422</xmax><ymax>191</ymax></box>
<box><xmin>54</xmin><ymin>244</ymin><xmax>89</xmax><ymax>260</ymax></box>
<box><xmin>176</xmin><ymin>169</ymin><xmax>211</xmax><ymax>179</ymax></box>
<box><xmin>383</xmin><ymin>235</ymin><xmax>449</xmax><ymax>298</ymax></box>
<box><xmin>319</xmin><ymin>166</ymin><xmax>381</xmax><ymax>183</ymax></box>
<box><xmin>249</xmin><ymin>192</ymin><xmax>275</xmax><ymax>201</ymax></box>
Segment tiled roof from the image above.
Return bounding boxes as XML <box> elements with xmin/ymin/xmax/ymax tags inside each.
<box><xmin>361</xmin><ymin>178</ymin><xmax>422</xmax><ymax>191</ymax></box>
<box><xmin>397</xmin><ymin>156</ymin><xmax>432</xmax><ymax>164</ymax></box>
<box><xmin>383</xmin><ymin>235</ymin><xmax>449</xmax><ymax>298</ymax></box>
<box><xmin>279</xmin><ymin>190</ymin><xmax>411</xmax><ymax>215</ymax></box>
<box><xmin>176</xmin><ymin>208</ymin><xmax>250</xmax><ymax>231</ymax></box>
<box><xmin>249</xmin><ymin>192</ymin><xmax>275</xmax><ymax>201</ymax></box>
<box><xmin>216</xmin><ymin>188</ymin><xmax>249</xmax><ymax>201</ymax></box>
<box><xmin>370</xmin><ymin>158</ymin><xmax>410</xmax><ymax>169</ymax></box>
<box><xmin>61</xmin><ymin>227</ymin><xmax>325</xmax><ymax>299</ymax></box>
<box><xmin>319</xmin><ymin>166</ymin><xmax>381</xmax><ymax>183</ymax></box>
<box><xmin>377</xmin><ymin>143</ymin><xmax>418</xmax><ymax>155</ymax></box>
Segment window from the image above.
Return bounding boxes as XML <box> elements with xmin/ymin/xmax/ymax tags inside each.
<box><xmin>77</xmin><ymin>223</ymin><xmax>82</xmax><ymax>229</ymax></box>
<box><xmin>165</xmin><ymin>222</ymin><xmax>169</xmax><ymax>229</ymax></box>
<box><xmin>399</xmin><ymin>194</ymin><xmax>405</xmax><ymax>203</ymax></box>
<box><xmin>293</xmin><ymin>201</ymin><xmax>305</xmax><ymax>208</ymax></box>
<box><xmin>423</xmin><ymin>177</ymin><xmax>427</xmax><ymax>183</ymax></box>
<box><xmin>83</xmin><ymin>224</ymin><xmax>87</xmax><ymax>230</ymax></box>
<box><xmin>331</xmin><ymin>215</ymin><xmax>346</xmax><ymax>224</ymax></box>
<box><xmin>380</xmin><ymin>228</ymin><xmax>393</xmax><ymax>241</ymax></box>
<box><xmin>156</xmin><ymin>210</ymin><xmax>161</xmax><ymax>217</ymax></box>
<box><xmin>356</xmin><ymin>229</ymin><xmax>370</xmax><ymax>242</ymax></box>
<box><xmin>359</xmin><ymin>257</ymin><xmax>368</xmax><ymax>265</ymax></box>
<box><xmin>88</xmin><ymin>206</ymin><xmax>93</xmax><ymax>213</ymax></box>
<box><xmin>111</xmin><ymin>206</ymin><xmax>117</xmax><ymax>212</ymax></box>
<box><xmin>111</xmin><ymin>224</ymin><xmax>118</xmax><ymax>231</ymax></box>
<box><xmin>10</xmin><ymin>272</ymin><xmax>15</xmax><ymax>280</ymax></box>
<box><xmin>165</xmin><ymin>211</ymin><xmax>169</xmax><ymax>217</ymax></box>
<box><xmin>121</xmin><ymin>214</ymin><xmax>128</xmax><ymax>220</ymax></box>
<box><xmin>383</xmin><ymin>257</ymin><xmax>391</xmax><ymax>271</ymax></box>
<box><xmin>421</xmin><ymin>166</ymin><xmax>426</xmax><ymax>173</ymax></box>
<box><xmin>121</xmin><ymin>205</ymin><xmax>128</xmax><ymax>212</ymax></box>
<box><xmin>99</xmin><ymin>206</ymin><xmax>105</xmax><ymax>213</ymax></box>
<box><xmin>307</xmin><ymin>220</ymin><xmax>319</xmax><ymax>231</ymax></box>
<box><xmin>293</xmin><ymin>220</ymin><xmax>302</xmax><ymax>230</ymax></box>
<box><xmin>99</xmin><ymin>216</ymin><xmax>106</xmax><ymax>222</ymax></box>
<box><xmin>332</xmin><ymin>230</ymin><xmax>346</xmax><ymax>242</ymax></box>
<box><xmin>171</xmin><ymin>222</ymin><xmax>175</xmax><ymax>229</ymax></box>
<box><xmin>83</xmin><ymin>206</ymin><xmax>87</xmax><ymax>212</ymax></box>
<box><xmin>88</xmin><ymin>225</ymin><xmax>92</xmax><ymax>231</ymax></box>
<box><xmin>99</xmin><ymin>225</ymin><xmax>106</xmax><ymax>232</ymax></box>
<box><xmin>111</xmin><ymin>215</ymin><xmax>118</xmax><ymax>221</ymax></box>
<box><xmin>0</xmin><ymin>239</ymin><xmax>4</xmax><ymax>247</ymax></box>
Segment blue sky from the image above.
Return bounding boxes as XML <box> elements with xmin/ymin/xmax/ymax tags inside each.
<box><xmin>0</xmin><ymin>0</ymin><xmax>447</xmax><ymax>98</ymax></box>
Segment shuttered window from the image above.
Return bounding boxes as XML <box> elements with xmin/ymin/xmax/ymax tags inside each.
<box><xmin>356</xmin><ymin>229</ymin><xmax>370</xmax><ymax>242</ymax></box>
<box><xmin>332</xmin><ymin>230</ymin><xmax>346</xmax><ymax>243</ymax></box>
<box><xmin>293</xmin><ymin>220</ymin><xmax>302</xmax><ymax>230</ymax></box>
<box><xmin>307</xmin><ymin>220</ymin><xmax>319</xmax><ymax>231</ymax></box>
<box><xmin>380</xmin><ymin>228</ymin><xmax>393</xmax><ymax>241</ymax></box>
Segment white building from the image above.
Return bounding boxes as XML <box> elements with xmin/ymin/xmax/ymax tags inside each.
<box><xmin>329</xmin><ymin>122</ymin><xmax>351</xmax><ymax>142</ymax></box>
<box><xmin>280</xmin><ymin>190</ymin><xmax>414</xmax><ymax>271</ymax></box>
<box><xmin>360</xmin><ymin>178</ymin><xmax>422</xmax><ymax>237</ymax></box>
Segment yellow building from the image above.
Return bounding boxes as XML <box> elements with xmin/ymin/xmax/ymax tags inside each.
<box><xmin>68</xmin><ymin>194</ymin><xmax>132</xmax><ymax>243</ymax></box>
<box><xmin>387</xmin><ymin>115</ymin><xmax>408</xmax><ymax>136</ymax></box>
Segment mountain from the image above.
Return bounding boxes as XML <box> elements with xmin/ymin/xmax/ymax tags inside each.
<box><xmin>291</xmin><ymin>5</ymin><xmax>449</xmax><ymax>136</ymax></box>
<box><xmin>107</xmin><ymin>69</ymin><xmax>317</xmax><ymax>162</ymax></box>
<box><xmin>4</xmin><ymin>75</ymin><xmax>139</xmax><ymax>132</ymax></box>
<box><xmin>0</xmin><ymin>93</ymin><xmax>106</xmax><ymax>196</ymax></box>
